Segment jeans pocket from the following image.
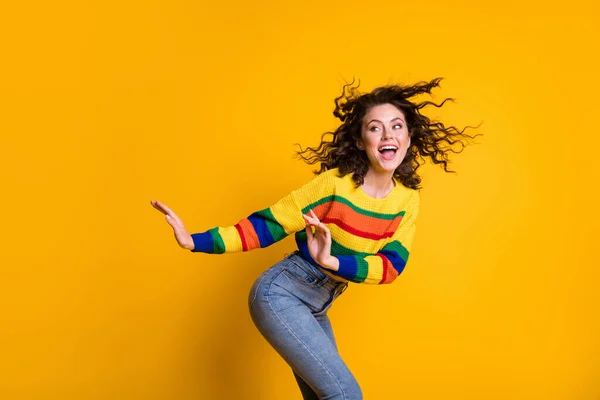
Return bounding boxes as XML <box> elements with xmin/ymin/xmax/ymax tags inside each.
<box><xmin>282</xmin><ymin>262</ymin><xmax>323</xmax><ymax>287</ymax></box>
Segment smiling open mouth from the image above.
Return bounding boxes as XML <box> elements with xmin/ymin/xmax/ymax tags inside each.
<box><xmin>378</xmin><ymin>145</ymin><xmax>398</xmax><ymax>160</ymax></box>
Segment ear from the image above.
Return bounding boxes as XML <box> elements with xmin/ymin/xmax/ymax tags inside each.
<box><xmin>356</xmin><ymin>138</ymin><xmax>365</xmax><ymax>150</ymax></box>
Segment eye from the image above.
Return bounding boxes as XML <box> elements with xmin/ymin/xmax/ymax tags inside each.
<box><xmin>369</xmin><ymin>126</ymin><xmax>380</xmax><ymax>132</ymax></box>
<box><xmin>393</xmin><ymin>124</ymin><xmax>403</xmax><ymax>129</ymax></box>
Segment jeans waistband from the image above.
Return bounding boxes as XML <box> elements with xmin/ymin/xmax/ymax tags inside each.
<box><xmin>286</xmin><ymin>251</ymin><xmax>349</xmax><ymax>294</ymax></box>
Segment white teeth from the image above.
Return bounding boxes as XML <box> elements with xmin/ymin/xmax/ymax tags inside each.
<box><xmin>379</xmin><ymin>146</ymin><xmax>397</xmax><ymax>151</ymax></box>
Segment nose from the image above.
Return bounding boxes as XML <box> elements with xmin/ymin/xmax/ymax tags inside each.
<box><xmin>382</xmin><ymin>127</ymin><xmax>392</xmax><ymax>140</ymax></box>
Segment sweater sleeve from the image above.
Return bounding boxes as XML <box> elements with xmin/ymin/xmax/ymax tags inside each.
<box><xmin>331</xmin><ymin>190</ymin><xmax>420</xmax><ymax>284</ymax></box>
<box><xmin>190</xmin><ymin>171</ymin><xmax>335</xmax><ymax>254</ymax></box>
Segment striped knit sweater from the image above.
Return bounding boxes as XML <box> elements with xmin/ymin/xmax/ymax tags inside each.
<box><xmin>190</xmin><ymin>168</ymin><xmax>419</xmax><ymax>284</ymax></box>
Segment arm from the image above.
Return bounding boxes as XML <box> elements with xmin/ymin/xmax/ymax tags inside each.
<box><xmin>190</xmin><ymin>171</ymin><xmax>335</xmax><ymax>254</ymax></box>
<box><xmin>326</xmin><ymin>190</ymin><xmax>420</xmax><ymax>284</ymax></box>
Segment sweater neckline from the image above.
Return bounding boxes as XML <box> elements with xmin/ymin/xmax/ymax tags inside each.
<box><xmin>356</xmin><ymin>178</ymin><xmax>401</xmax><ymax>201</ymax></box>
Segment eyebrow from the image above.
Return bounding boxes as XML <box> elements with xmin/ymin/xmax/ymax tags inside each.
<box><xmin>367</xmin><ymin>117</ymin><xmax>406</xmax><ymax>124</ymax></box>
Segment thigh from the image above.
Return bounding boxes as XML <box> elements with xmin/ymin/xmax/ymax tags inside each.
<box><xmin>316</xmin><ymin>314</ymin><xmax>338</xmax><ymax>351</ymax></box>
<box><xmin>249</xmin><ymin>261</ymin><xmax>361</xmax><ymax>399</ymax></box>
<box><xmin>292</xmin><ymin>314</ymin><xmax>339</xmax><ymax>400</ymax></box>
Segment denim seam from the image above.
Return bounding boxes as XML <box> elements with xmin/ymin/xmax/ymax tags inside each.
<box><xmin>249</xmin><ymin>267</ymin><xmax>275</xmax><ymax>308</ymax></box>
<box><xmin>266</xmin><ymin>281</ymin><xmax>348</xmax><ymax>399</ymax></box>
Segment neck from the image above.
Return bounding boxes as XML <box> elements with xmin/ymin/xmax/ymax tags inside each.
<box><xmin>362</xmin><ymin>169</ymin><xmax>396</xmax><ymax>198</ymax></box>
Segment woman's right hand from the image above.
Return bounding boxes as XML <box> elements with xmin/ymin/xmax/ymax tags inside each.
<box><xmin>150</xmin><ymin>200</ymin><xmax>195</xmax><ymax>250</ymax></box>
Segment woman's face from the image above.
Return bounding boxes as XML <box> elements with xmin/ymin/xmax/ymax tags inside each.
<box><xmin>357</xmin><ymin>103</ymin><xmax>411</xmax><ymax>174</ymax></box>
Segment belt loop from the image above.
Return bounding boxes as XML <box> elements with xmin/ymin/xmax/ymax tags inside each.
<box><xmin>336</xmin><ymin>282</ymin><xmax>348</xmax><ymax>295</ymax></box>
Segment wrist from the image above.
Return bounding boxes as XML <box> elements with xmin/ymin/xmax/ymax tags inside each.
<box><xmin>319</xmin><ymin>256</ymin><xmax>339</xmax><ymax>271</ymax></box>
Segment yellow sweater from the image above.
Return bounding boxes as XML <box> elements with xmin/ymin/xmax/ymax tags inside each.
<box><xmin>191</xmin><ymin>168</ymin><xmax>419</xmax><ymax>284</ymax></box>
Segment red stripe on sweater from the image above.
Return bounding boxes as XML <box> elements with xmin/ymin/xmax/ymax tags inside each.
<box><xmin>378</xmin><ymin>254</ymin><xmax>388</xmax><ymax>284</ymax></box>
<box><xmin>321</xmin><ymin>217</ymin><xmax>395</xmax><ymax>240</ymax></box>
<box><xmin>235</xmin><ymin>224</ymin><xmax>248</xmax><ymax>251</ymax></box>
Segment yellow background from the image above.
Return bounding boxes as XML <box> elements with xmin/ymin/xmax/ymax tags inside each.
<box><xmin>1</xmin><ymin>0</ymin><xmax>598</xmax><ymax>399</ymax></box>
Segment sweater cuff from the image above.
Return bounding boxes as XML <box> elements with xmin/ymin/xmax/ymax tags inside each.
<box><xmin>190</xmin><ymin>232</ymin><xmax>215</xmax><ymax>253</ymax></box>
<box><xmin>334</xmin><ymin>255</ymin><xmax>360</xmax><ymax>282</ymax></box>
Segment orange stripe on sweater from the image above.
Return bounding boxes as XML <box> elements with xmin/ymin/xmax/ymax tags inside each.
<box><xmin>237</xmin><ymin>219</ymin><xmax>260</xmax><ymax>251</ymax></box>
<box><xmin>379</xmin><ymin>255</ymin><xmax>398</xmax><ymax>284</ymax></box>
<box><xmin>311</xmin><ymin>201</ymin><xmax>404</xmax><ymax>237</ymax></box>
<box><xmin>323</xmin><ymin>217</ymin><xmax>394</xmax><ymax>240</ymax></box>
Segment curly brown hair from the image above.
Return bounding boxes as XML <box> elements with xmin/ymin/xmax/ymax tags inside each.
<box><xmin>296</xmin><ymin>77</ymin><xmax>480</xmax><ymax>190</ymax></box>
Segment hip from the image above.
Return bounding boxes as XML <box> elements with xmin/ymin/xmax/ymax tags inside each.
<box><xmin>248</xmin><ymin>252</ymin><xmax>349</xmax><ymax>316</ymax></box>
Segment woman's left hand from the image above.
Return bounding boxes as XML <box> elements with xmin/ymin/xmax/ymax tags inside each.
<box><xmin>302</xmin><ymin>210</ymin><xmax>339</xmax><ymax>271</ymax></box>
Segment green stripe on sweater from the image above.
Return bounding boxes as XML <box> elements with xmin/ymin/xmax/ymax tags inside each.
<box><xmin>301</xmin><ymin>195</ymin><xmax>405</xmax><ymax>220</ymax></box>
<box><xmin>297</xmin><ymin>231</ymin><xmax>369</xmax><ymax>257</ymax></box>
<box><xmin>354</xmin><ymin>256</ymin><xmax>369</xmax><ymax>282</ymax></box>
<box><xmin>210</xmin><ymin>228</ymin><xmax>226</xmax><ymax>254</ymax></box>
<box><xmin>382</xmin><ymin>240</ymin><xmax>409</xmax><ymax>261</ymax></box>
<box><xmin>257</xmin><ymin>208</ymin><xmax>288</xmax><ymax>242</ymax></box>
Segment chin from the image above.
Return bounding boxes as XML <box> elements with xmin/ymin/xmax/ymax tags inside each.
<box><xmin>374</xmin><ymin>164</ymin><xmax>400</xmax><ymax>174</ymax></box>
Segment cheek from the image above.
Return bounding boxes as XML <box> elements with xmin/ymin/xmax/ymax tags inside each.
<box><xmin>360</xmin><ymin>136</ymin><xmax>377</xmax><ymax>151</ymax></box>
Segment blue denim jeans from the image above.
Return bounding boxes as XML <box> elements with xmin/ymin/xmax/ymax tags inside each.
<box><xmin>248</xmin><ymin>252</ymin><xmax>362</xmax><ymax>400</ymax></box>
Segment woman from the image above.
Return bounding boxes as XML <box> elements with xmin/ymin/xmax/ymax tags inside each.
<box><xmin>151</xmin><ymin>77</ymin><xmax>476</xmax><ymax>399</ymax></box>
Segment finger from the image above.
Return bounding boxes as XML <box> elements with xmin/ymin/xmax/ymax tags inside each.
<box><xmin>323</xmin><ymin>226</ymin><xmax>331</xmax><ymax>240</ymax></box>
<box><xmin>157</xmin><ymin>202</ymin><xmax>182</xmax><ymax>223</ymax></box>
<box><xmin>310</xmin><ymin>210</ymin><xmax>327</xmax><ymax>232</ymax></box>
<box><xmin>309</xmin><ymin>209</ymin><xmax>320</xmax><ymax>222</ymax></box>
<box><xmin>314</xmin><ymin>223</ymin><xmax>329</xmax><ymax>239</ymax></box>
<box><xmin>151</xmin><ymin>200</ymin><xmax>166</xmax><ymax>214</ymax></box>
<box><xmin>156</xmin><ymin>201</ymin><xmax>175</xmax><ymax>215</ymax></box>
<box><xmin>152</xmin><ymin>200</ymin><xmax>170</xmax><ymax>215</ymax></box>
<box><xmin>319</xmin><ymin>226</ymin><xmax>329</xmax><ymax>239</ymax></box>
<box><xmin>165</xmin><ymin>214</ymin><xmax>176</xmax><ymax>227</ymax></box>
<box><xmin>303</xmin><ymin>213</ymin><xmax>318</xmax><ymax>226</ymax></box>
<box><xmin>305</xmin><ymin>224</ymin><xmax>314</xmax><ymax>241</ymax></box>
